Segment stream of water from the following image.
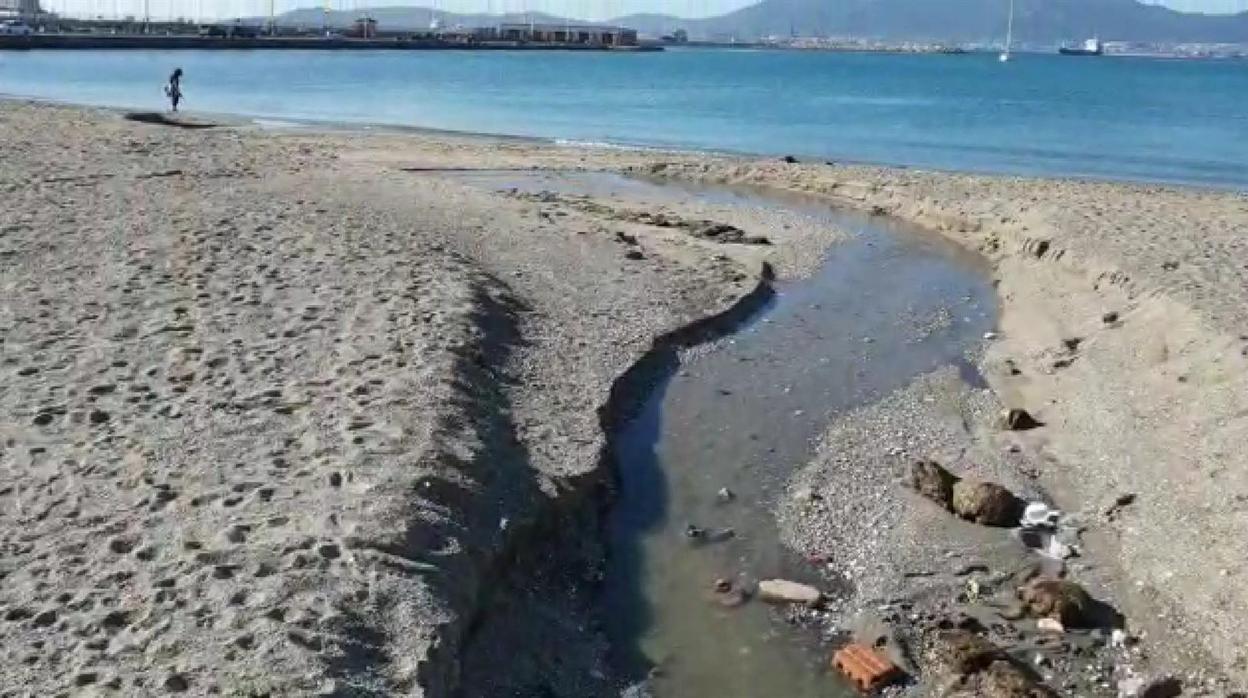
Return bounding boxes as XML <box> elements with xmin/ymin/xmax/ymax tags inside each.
<box><xmin>451</xmin><ymin>171</ymin><xmax>997</xmax><ymax>696</ymax></box>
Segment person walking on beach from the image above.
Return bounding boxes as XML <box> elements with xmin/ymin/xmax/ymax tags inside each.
<box><xmin>165</xmin><ymin>68</ymin><xmax>183</xmax><ymax>112</ymax></box>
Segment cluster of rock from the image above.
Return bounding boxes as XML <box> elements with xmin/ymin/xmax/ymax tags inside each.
<box><xmin>910</xmin><ymin>459</ymin><xmax>1025</xmax><ymax>527</ymax></box>
<box><xmin>904</xmin><ymin>456</ymin><xmax>1146</xmax><ymax>695</ymax></box>
<box><xmin>925</xmin><ymin>629</ymin><xmax>1058</xmax><ymax>697</ymax></box>
<box><xmin>508</xmin><ymin>189</ymin><xmax>772</xmax><ymax>245</ymax></box>
<box><xmin>621</xmin><ymin>211</ymin><xmax>773</xmax><ymax>246</ymax></box>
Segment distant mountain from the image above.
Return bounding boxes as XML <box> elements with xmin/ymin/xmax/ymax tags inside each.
<box><xmin>617</xmin><ymin>0</ymin><xmax>1248</xmax><ymax>43</ymax></box>
<box><xmin>277</xmin><ymin>1</ymin><xmax>1248</xmax><ymax>44</ymax></box>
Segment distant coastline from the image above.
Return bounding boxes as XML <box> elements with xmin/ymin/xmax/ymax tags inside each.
<box><xmin>0</xmin><ymin>33</ymin><xmax>661</xmax><ymax>52</ymax></box>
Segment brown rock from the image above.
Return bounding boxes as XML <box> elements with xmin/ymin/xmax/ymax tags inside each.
<box><xmin>1017</xmin><ymin>578</ymin><xmax>1095</xmax><ymax>627</ymax></box>
<box><xmin>927</xmin><ymin>630</ymin><xmax>1004</xmax><ymax>676</ymax></box>
<box><xmin>978</xmin><ymin>661</ymin><xmax>1059</xmax><ymax>697</ymax></box>
<box><xmin>928</xmin><ymin>630</ymin><xmax>1058</xmax><ymax>698</ymax></box>
<box><xmin>952</xmin><ymin>480</ymin><xmax>1024</xmax><ymax>527</ymax></box>
<box><xmin>911</xmin><ymin>459</ymin><xmax>959</xmax><ymax>508</ymax></box>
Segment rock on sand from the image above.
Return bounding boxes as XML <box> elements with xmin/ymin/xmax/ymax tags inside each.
<box><xmin>911</xmin><ymin>459</ymin><xmax>959</xmax><ymax>508</ymax></box>
<box><xmin>952</xmin><ymin>480</ymin><xmax>1025</xmax><ymax>527</ymax></box>
<box><xmin>1017</xmin><ymin>578</ymin><xmax>1096</xmax><ymax>627</ymax></box>
<box><xmin>756</xmin><ymin>579</ymin><xmax>823</xmax><ymax>606</ymax></box>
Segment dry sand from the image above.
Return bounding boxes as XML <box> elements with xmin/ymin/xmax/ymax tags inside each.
<box><xmin>2</xmin><ymin>100</ymin><xmax>1247</xmax><ymax>696</ymax></box>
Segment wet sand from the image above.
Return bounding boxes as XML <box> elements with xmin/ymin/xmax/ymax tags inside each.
<box><xmin>2</xmin><ymin>99</ymin><xmax>1247</xmax><ymax>696</ymax></box>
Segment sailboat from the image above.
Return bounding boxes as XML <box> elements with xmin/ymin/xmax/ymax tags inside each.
<box><xmin>999</xmin><ymin>0</ymin><xmax>1014</xmax><ymax>62</ymax></box>
<box><xmin>429</xmin><ymin>0</ymin><xmax>442</xmax><ymax>30</ymax></box>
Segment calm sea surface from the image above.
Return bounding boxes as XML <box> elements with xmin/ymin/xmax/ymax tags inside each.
<box><xmin>2</xmin><ymin>47</ymin><xmax>1247</xmax><ymax>187</ymax></box>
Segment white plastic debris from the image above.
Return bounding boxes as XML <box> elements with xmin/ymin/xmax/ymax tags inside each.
<box><xmin>1041</xmin><ymin>536</ymin><xmax>1076</xmax><ymax>560</ymax></box>
<box><xmin>1037</xmin><ymin>617</ymin><xmax>1065</xmax><ymax>633</ymax></box>
<box><xmin>1014</xmin><ymin>526</ymin><xmax>1078</xmax><ymax>560</ymax></box>
<box><xmin>1118</xmin><ymin>675</ymin><xmax>1146</xmax><ymax>698</ymax></box>
<box><xmin>1021</xmin><ymin>501</ymin><xmax>1062</xmax><ymax>529</ymax></box>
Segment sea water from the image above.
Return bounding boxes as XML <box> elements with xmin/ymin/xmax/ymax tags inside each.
<box><xmin>2</xmin><ymin>47</ymin><xmax>1246</xmax><ymax>187</ymax></box>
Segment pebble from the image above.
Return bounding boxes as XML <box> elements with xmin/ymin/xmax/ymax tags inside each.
<box><xmin>756</xmin><ymin>579</ymin><xmax>823</xmax><ymax>606</ymax></box>
<box><xmin>163</xmin><ymin>673</ymin><xmax>190</xmax><ymax>692</ymax></box>
<box><xmin>1037</xmin><ymin>618</ymin><xmax>1066</xmax><ymax>633</ymax></box>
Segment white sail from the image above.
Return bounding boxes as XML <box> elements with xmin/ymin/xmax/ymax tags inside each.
<box><xmin>999</xmin><ymin>0</ymin><xmax>1014</xmax><ymax>62</ymax></box>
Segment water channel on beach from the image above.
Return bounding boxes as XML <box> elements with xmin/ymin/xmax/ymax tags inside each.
<box><xmin>452</xmin><ymin>171</ymin><xmax>997</xmax><ymax>696</ymax></box>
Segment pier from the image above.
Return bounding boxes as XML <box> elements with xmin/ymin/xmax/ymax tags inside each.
<box><xmin>0</xmin><ymin>34</ymin><xmax>658</xmax><ymax>51</ymax></box>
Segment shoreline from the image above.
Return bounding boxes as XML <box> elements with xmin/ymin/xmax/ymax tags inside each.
<box><xmin>2</xmin><ymin>100</ymin><xmax>1247</xmax><ymax>695</ymax></box>
<box><xmin>2</xmin><ymin>93</ymin><xmax>1245</xmax><ymax>193</ymax></box>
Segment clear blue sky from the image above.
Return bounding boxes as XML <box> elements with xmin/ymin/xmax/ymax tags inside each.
<box><xmin>38</xmin><ymin>0</ymin><xmax>1248</xmax><ymax>22</ymax></box>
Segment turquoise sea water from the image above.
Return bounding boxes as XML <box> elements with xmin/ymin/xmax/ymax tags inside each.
<box><xmin>2</xmin><ymin>47</ymin><xmax>1247</xmax><ymax>187</ymax></box>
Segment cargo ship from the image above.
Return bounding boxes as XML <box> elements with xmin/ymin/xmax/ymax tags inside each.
<box><xmin>1059</xmin><ymin>37</ymin><xmax>1104</xmax><ymax>56</ymax></box>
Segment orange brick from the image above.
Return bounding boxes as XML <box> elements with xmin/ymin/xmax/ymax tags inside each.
<box><xmin>832</xmin><ymin>643</ymin><xmax>904</xmax><ymax>693</ymax></box>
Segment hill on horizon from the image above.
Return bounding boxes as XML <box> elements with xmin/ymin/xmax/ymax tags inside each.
<box><xmin>278</xmin><ymin>0</ymin><xmax>1248</xmax><ymax>44</ymax></box>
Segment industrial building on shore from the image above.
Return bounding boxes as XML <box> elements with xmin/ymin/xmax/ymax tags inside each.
<box><xmin>0</xmin><ymin>0</ymin><xmax>41</xmax><ymax>19</ymax></box>
<box><xmin>0</xmin><ymin>1</ymin><xmax>646</xmax><ymax>51</ymax></box>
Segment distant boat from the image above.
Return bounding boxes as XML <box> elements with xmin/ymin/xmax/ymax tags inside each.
<box><xmin>1059</xmin><ymin>37</ymin><xmax>1104</xmax><ymax>56</ymax></box>
<box><xmin>999</xmin><ymin>0</ymin><xmax>1014</xmax><ymax>62</ymax></box>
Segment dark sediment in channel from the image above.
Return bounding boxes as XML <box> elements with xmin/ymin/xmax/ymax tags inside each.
<box><xmin>447</xmin><ymin>267</ymin><xmax>778</xmax><ymax>696</ymax></box>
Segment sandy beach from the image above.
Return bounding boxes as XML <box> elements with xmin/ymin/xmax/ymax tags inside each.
<box><xmin>2</xmin><ymin>100</ymin><xmax>1247</xmax><ymax>697</ymax></box>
